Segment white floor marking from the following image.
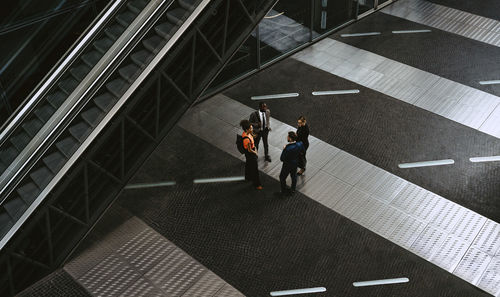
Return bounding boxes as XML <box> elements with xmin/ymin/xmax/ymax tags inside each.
<box><xmin>353</xmin><ymin>277</ymin><xmax>409</xmax><ymax>287</ymax></box>
<box><xmin>124</xmin><ymin>181</ymin><xmax>176</xmax><ymax>189</ymax></box>
<box><xmin>341</xmin><ymin>32</ymin><xmax>381</xmax><ymax>37</ymax></box>
<box><xmin>479</xmin><ymin>80</ymin><xmax>500</xmax><ymax>85</ymax></box>
<box><xmin>398</xmin><ymin>159</ymin><xmax>454</xmax><ymax>168</ymax></box>
<box><xmin>469</xmin><ymin>156</ymin><xmax>500</xmax><ymax>163</ymax></box>
<box><xmin>193</xmin><ymin>176</ymin><xmax>245</xmax><ymax>183</ymax></box>
<box><xmin>392</xmin><ymin>29</ymin><xmax>431</xmax><ymax>34</ymax></box>
<box><xmin>270</xmin><ymin>287</ymin><xmax>327</xmax><ymax>296</ymax></box>
<box><xmin>251</xmin><ymin>93</ymin><xmax>299</xmax><ymax>100</ymax></box>
<box><xmin>312</xmin><ymin>90</ymin><xmax>360</xmax><ymax>95</ymax></box>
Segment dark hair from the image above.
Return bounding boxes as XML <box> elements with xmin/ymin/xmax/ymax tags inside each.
<box><xmin>240</xmin><ymin>119</ymin><xmax>251</xmax><ymax>131</ymax></box>
<box><xmin>288</xmin><ymin>131</ymin><xmax>297</xmax><ymax>141</ymax></box>
<box><xmin>259</xmin><ymin>102</ymin><xmax>266</xmax><ymax>109</ymax></box>
<box><xmin>298</xmin><ymin>115</ymin><xmax>306</xmax><ymax>122</ymax></box>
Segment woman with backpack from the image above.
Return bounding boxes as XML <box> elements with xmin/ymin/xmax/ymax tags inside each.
<box><xmin>239</xmin><ymin>119</ymin><xmax>263</xmax><ymax>190</ymax></box>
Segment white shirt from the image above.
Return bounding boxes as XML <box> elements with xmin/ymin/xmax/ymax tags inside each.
<box><xmin>259</xmin><ymin>111</ymin><xmax>266</xmax><ymax>130</ymax></box>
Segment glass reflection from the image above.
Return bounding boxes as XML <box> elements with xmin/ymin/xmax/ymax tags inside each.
<box><xmin>0</xmin><ymin>0</ymin><xmax>107</xmax><ymax>124</ymax></box>
<box><xmin>357</xmin><ymin>0</ymin><xmax>375</xmax><ymax>15</ymax></box>
<box><xmin>259</xmin><ymin>1</ymin><xmax>312</xmax><ymax>64</ymax></box>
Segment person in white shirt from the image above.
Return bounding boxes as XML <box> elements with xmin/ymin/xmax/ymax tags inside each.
<box><xmin>249</xmin><ymin>102</ymin><xmax>272</xmax><ymax>162</ymax></box>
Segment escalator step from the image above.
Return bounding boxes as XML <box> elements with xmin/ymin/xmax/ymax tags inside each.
<box><xmin>105</xmin><ymin>23</ymin><xmax>126</xmax><ymax>40</ymax></box>
<box><xmin>94</xmin><ymin>37</ymin><xmax>114</xmax><ymax>54</ymax></box>
<box><xmin>143</xmin><ymin>35</ymin><xmax>166</xmax><ymax>54</ymax></box>
<box><xmin>17</xmin><ymin>182</ymin><xmax>40</xmax><ymax>205</ymax></box>
<box><xmin>154</xmin><ymin>22</ymin><xmax>176</xmax><ymax>39</ymax></box>
<box><xmin>10</xmin><ymin>131</ymin><xmax>31</xmax><ymax>152</ymax></box>
<box><xmin>56</xmin><ymin>136</ymin><xmax>79</xmax><ymax>158</ymax></box>
<box><xmin>94</xmin><ymin>93</ymin><xmax>118</xmax><ymax>112</ymax></box>
<box><xmin>131</xmin><ymin>49</ymin><xmax>155</xmax><ymax>68</ymax></box>
<box><xmin>81</xmin><ymin>50</ymin><xmax>103</xmax><ymax>68</ymax></box>
<box><xmin>0</xmin><ymin>211</ymin><xmax>14</xmax><ymax>238</ymax></box>
<box><xmin>4</xmin><ymin>197</ymin><xmax>27</xmax><ymax>221</ymax></box>
<box><xmin>81</xmin><ymin>107</ymin><xmax>104</xmax><ymax>127</ymax></box>
<box><xmin>69</xmin><ymin>121</ymin><xmax>92</xmax><ymax>142</ymax></box>
<box><xmin>30</xmin><ymin>166</ymin><xmax>54</xmax><ymax>189</ymax></box>
<box><xmin>43</xmin><ymin>151</ymin><xmax>67</xmax><ymax>174</ymax></box>
<box><xmin>106</xmin><ymin>78</ymin><xmax>130</xmax><ymax>98</ymax></box>
<box><xmin>70</xmin><ymin>64</ymin><xmax>91</xmax><ymax>81</ymax></box>
<box><xmin>116</xmin><ymin>10</ymin><xmax>137</xmax><ymax>27</ymax></box>
<box><xmin>0</xmin><ymin>146</ymin><xmax>19</xmax><ymax>165</ymax></box>
<box><xmin>34</xmin><ymin>104</ymin><xmax>56</xmax><ymax>122</ymax></box>
<box><xmin>58</xmin><ymin>77</ymin><xmax>79</xmax><ymax>95</ymax></box>
<box><xmin>127</xmin><ymin>0</ymin><xmax>148</xmax><ymax>14</ymax></box>
<box><xmin>119</xmin><ymin>64</ymin><xmax>142</xmax><ymax>83</ymax></box>
<box><xmin>166</xmin><ymin>8</ymin><xmax>189</xmax><ymax>26</ymax></box>
<box><xmin>47</xmin><ymin>91</ymin><xmax>67</xmax><ymax>109</ymax></box>
<box><xmin>22</xmin><ymin>118</ymin><xmax>44</xmax><ymax>138</ymax></box>
<box><xmin>179</xmin><ymin>0</ymin><xmax>198</xmax><ymax>11</ymax></box>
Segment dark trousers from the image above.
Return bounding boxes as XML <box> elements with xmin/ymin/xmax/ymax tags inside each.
<box><xmin>280</xmin><ymin>162</ymin><xmax>297</xmax><ymax>192</ymax></box>
<box><xmin>254</xmin><ymin>128</ymin><xmax>269</xmax><ymax>157</ymax></box>
<box><xmin>245</xmin><ymin>152</ymin><xmax>261</xmax><ymax>187</ymax></box>
<box><xmin>298</xmin><ymin>151</ymin><xmax>307</xmax><ymax>170</ymax></box>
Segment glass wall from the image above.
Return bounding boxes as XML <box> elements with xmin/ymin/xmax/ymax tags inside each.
<box><xmin>204</xmin><ymin>0</ymin><xmax>393</xmax><ymax>97</ymax></box>
<box><xmin>0</xmin><ymin>0</ymin><xmax>108</xmax><ymax>124</ymax></box>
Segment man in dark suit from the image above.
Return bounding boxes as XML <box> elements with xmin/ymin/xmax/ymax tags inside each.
<box><xmin>249</xmin><ymin>102</ymin><xmax>272</xmax><ymax>162</ymax></box>
<box><xmin>279</xmin><ymin>131</ymin><xmax>304</xmax><ymax>196</ymax></box>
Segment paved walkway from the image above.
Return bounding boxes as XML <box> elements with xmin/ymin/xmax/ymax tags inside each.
<box><xmin>179</xmin><ymin>94</ymin><xmax>500</xmax><ymax>296</ymax></box>
<box><xmin>292</xmin><ymin>38</ymin><xmax>500</xmax><ymax>139</ymax></box>
<box><xmin>64</xmin><ymin>208</ymin><xmax>243</xmax><ymax>297</ymax></box>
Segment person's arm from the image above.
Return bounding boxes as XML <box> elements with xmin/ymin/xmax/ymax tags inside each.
<box><xmin>280</xmin><ymin>145</ymin><xmax>289</xmax><ymax>162</ymax></box>
<box><xmin>249</xmin><ymin>112</ymin><xmax>260</xmax><ymax>130</ymax></box>
<box><xmin>267</xmin><ymin>110</ymin><xmax>271</xmax><ymax>131</ymax></box>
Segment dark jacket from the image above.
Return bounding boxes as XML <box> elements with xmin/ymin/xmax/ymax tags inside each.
<box><xmin>249</xmin><ymin>110</ymin><xmax>271</xmax><ymax>131</ymax></box>
<box><xmin>280</xmin><ymin>142</ymin><xmax>305</xmax><ymax>166</ymax></box>
<box><xmin>297</xmin><ymin>124</ymin><xmax>309</xmax><ymax>150</ymax></box>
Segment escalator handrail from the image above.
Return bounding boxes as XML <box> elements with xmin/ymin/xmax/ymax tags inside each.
<box><xmin>0</xmin><ymin>0</ymin><xmax>127</xmax><ymax>147</ymax></box>
<box><xmin>0</xmin><ymin>0</ymin><xmax>174</xmax><ymax>203</ymax></box>
<box><xmin>0</xmin><ymin>0</ymin><xmax>212</xmax><ymax>252</ymax></box>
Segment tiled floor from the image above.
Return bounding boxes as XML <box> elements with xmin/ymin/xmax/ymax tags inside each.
<box><xmin>178</xmin><ymin>94</ymin><xmax>500</xmax><ymax>295</ymax></box>
<box><xmin>383</xmin><ymin>0</ymin><xmax>500</xmax><ymax>47</ymax></box>
<box><xmin>64</xmin><ymin>206</ymin><xmax>244</xmax><ymax>297</ymax></box>
<box><xmin>293</xmin><ymin>38</ymin><xmax>500</xmax><ymax>137</ymax></box>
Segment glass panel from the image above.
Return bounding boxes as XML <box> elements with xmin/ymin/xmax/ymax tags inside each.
<box><xmin>0</xmin><ymin>0</ymin><xmax>98</xmax><ymax>30</ymax></box>
<box><xmin>313</xmin><ymin>0</ymin><xmax>357</xmax><ymax>35</ymax></box>
<box><xmin>208</xmin><ymin>29</ymin><xmax>258</xmax><ymax>91</ymax></box>
<box><xmin>259</xmin><ymin>0</ymin><xmax>311</xmax><ymax>64</ymax></box>
<box><xmin>357</xmin><ymin>0</ymin><xmax>375</xmax><ymax>15</ymax></box>
<box><xmin>0</xmin><ymin>3</ymin><xmax>104</xmax><ymax>124</ymax></box>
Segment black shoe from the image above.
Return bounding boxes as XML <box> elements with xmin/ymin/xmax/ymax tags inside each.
<box><xmin>265</xmin><ymin>156</ymin><xmax>272</xmax><ymax>162</ymax></box>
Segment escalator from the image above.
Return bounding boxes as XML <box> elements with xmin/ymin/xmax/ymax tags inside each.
<box><xmin>0</xmin><ymin>0</ymin><xmax>110</xmax><ymax>122</ymax></box>
<box><xmin>0</xmin><ymin>0</ymin><xmax>278</xmax><ymax>295</ymax></box>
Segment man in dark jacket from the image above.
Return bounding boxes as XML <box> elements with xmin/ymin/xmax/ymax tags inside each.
<box><xmin>249</xmin><ymin>102</ymin><xmax>272</xmax><ymax>162</ymax></box>
<box><xmin>279</xmin><ymin>131</ymin><xmax>305</xmax><ymax>196</ymax></box>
